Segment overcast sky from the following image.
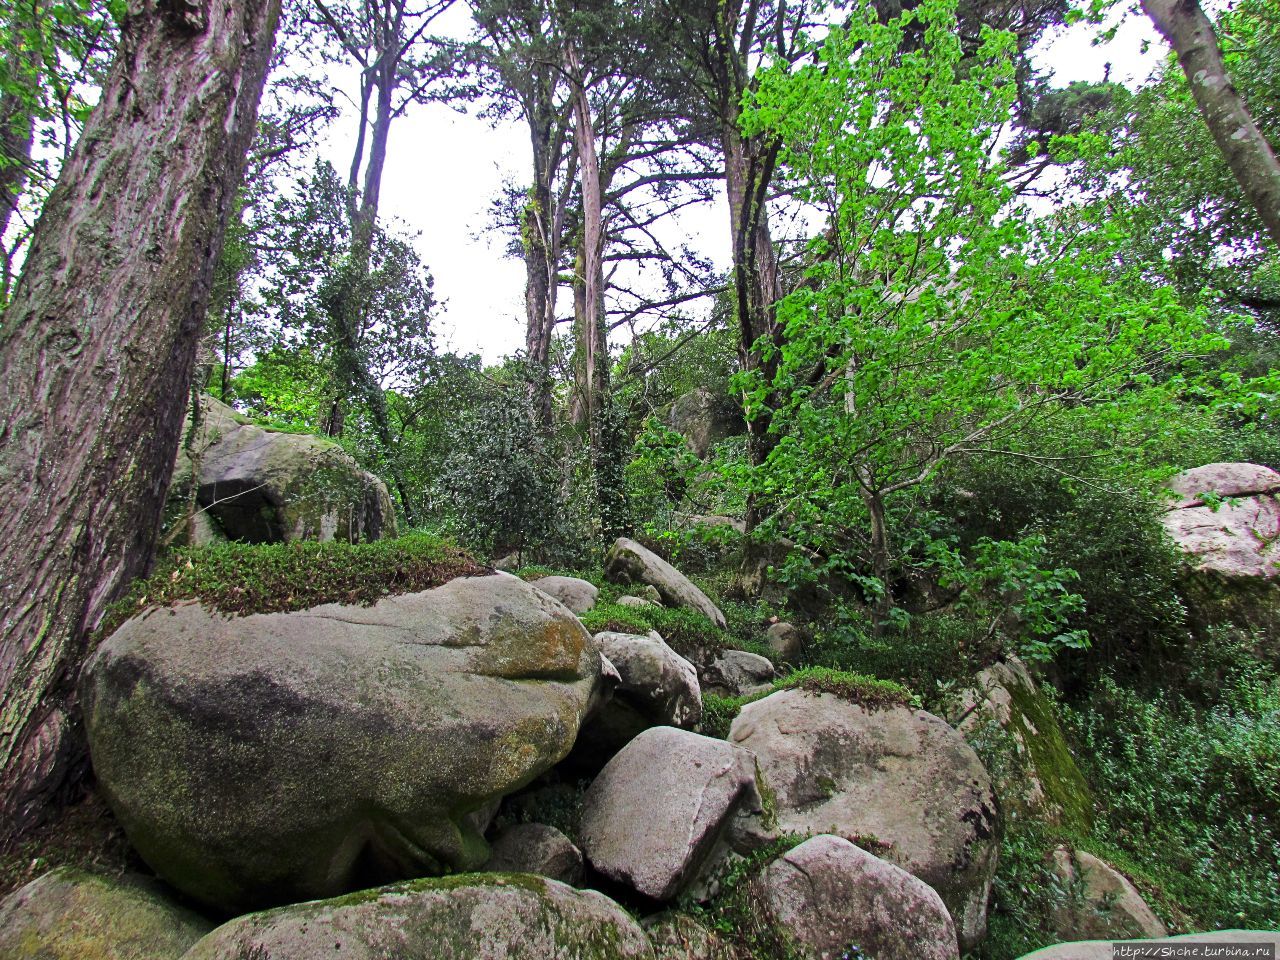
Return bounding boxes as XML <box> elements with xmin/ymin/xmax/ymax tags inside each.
<box><xmin>318</xmin><ymin>7</ymin><xmax>1168</xmax><ymax>363</ymax></box>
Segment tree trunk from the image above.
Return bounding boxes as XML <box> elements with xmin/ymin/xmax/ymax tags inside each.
<box><xmin>866</xmin><ymin>491</ymin><xmax>892</xmax><ymax>633</ymax></box>
<box><xmin>0</xmin><ymin>0</ymin><xmax>281</xmax><ymax>843</ymax></box>
<box><xmin>1141</xmin><ymin>0</ymin><xmax>1280</xmax><ymax>246</ymax></box>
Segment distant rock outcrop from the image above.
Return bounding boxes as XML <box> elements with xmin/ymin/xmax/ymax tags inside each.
<box><xmin>81</xmin><ymin>573</ymin><xmax>601</xmax><ymax>914</ymax></box>
<box><xmin>166</xmin><ymin>396</ymin><xmax>396</xmax><ymax>546</ymax></box>
<box><xmin>669</xmin><ymin>387</ymin><xmax>744</xmax><ymax>460</ymax></box>
<box><xmin>1161</xmin><ymin>462</ymin><xmax>1280</xmax><ymax>650</ymax></box>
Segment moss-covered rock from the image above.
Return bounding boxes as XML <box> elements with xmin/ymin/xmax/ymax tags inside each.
<box><xmin>0</xmin><ymin>866</ymin><xmax>211</xmax><ymax>960</ymax></box>
<box><xmin>165</xmin><ymin>395</ymin><xmax>396</xmax><ymax>547</ymax></box>
<box><xmin>604</xmin><ymin>538</ymin><xmax>726</xmax><ymax>628</ymax></box>
<box><xmin>181</xmin><ymin>874</ymin><xmax>654</xmax><ymax>960</ymax></box>
<box><xmin>80</xmin><ymin>574</ymin><xmax>601</xmax><ymax>915</ymax></box>
<box><xmin>955</xmin><ymin>660</ymin><xmax>1094</xmax><ymax>833</ymax></box>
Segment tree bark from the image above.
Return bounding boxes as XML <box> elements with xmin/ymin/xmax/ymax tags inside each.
<box><xmin>1141</xmin><ymin>0</ymin><xmax>1280</xmax><ymax>247</ymax></box>
<box><xmin>0</xmin><ymin>0</ymin><xmax>281</xmax><ymax>842</ymax></box>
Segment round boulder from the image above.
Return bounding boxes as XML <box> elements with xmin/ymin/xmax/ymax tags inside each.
<box><xmin>532</xmin><ymin>576</ymin><xmax>600</xmax><ymax>614</ymax></box>
<box><xmin>81</xmin><ymin>573</ymin><xmax>601</xmax><ymax>914</ymax></box>
<box><xmin>486</xmin><ymin>823</ymin><xmax>584</xmax><ymax>886</ymax></box>
<box><xmin>0</xmin><ymin>867</ymin><xmax>212</xmax><ymax>960</ymax></box>
<box><xmin>1049</xmin><ymin>847</ymin><xmax>1167</xmax><ymax>941</ymax></box>
<box><xmin>182</xmin><ymin>874</ymin><xmax>654</xmax><ymax>960</ymax></box>
<box><xmin>756</xmin><ymin>835</ymin><xmax>959</xmax><ymax>960</ymax></box>
<box><xmin>730</xmin><ymin>689</ymin><xmax>999</xmax><ymax>951</ymax></box>
<box><xmin>604</xmin><ymin>538</ymin><xmax>726</xmax><ymax>628</ymax></box>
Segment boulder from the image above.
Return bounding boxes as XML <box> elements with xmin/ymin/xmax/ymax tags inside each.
<box><xmin>701</xmin><ymin>649</ymin><xmax>775</xmax><ymax>698</ymax></box>
<box><xmin>756</xmin><ymin>835</ymin><xmax>959</xmax><ymax>960</ymax></box>
<box><xmin>617</xmin><ymin>595</ymin><xmax>659</xmax><ymax>608</ymax></box>
<box><xmin>642</xmin><ymin>912</ymin><xmax>736</xmax><ymax>960</ymax></box>
<box><xmin>604</xmin><ymin>538</ymin><xmax>726</xmax><ymax>628</ymax></box>
<box><xmin>594</xmin><ymin>631</ymin><xmax>702</xmax><ymax>729</ymax></box>
<box><xmin>166</xmin><ymin>396</ymin><xmax>396</xmax><ymax>546</ymax></box>
<box><xmin>182</xmin><ymin>874</ymin><xmax>654</xmax><ymax>960</ymax></box>
<box><xmin>1161</xmin><ymin>462</ymin><xmax>1280</xmax><ymax>647</ymax></box>
<box><xmin>1048</xmin><ymin>847</ymin><xmax>1167</xmax><ymax>941</ymax></box>
<box><xmin>1016</xmin><ymin>930</ymin><xmax>1280</xmax><ymax>960</ymax></box>
<box><xmin>764</xmin><ymin>622</ymin><xmax>804</xmax><ymax>661</ymax></box>
<box><xmin>954</xmin><ymin>659</ymin><xmax>1093</xmax><ymax>831</ymax></box>
<box><xmin>729</xmin><ymin>689</ymin><xmax>999</xmax><ymax>951</ymax></box>
<box><xmin>485</xmin><ymin>823</ymin><xmax>584</xmax><ymax>886</ymax></box>
<box><xmin>80</xmin><ymin>573</ymin><xmax>602</xmax><ymax>914</ymax></box>
<box><xmin>579</xmin><ymin>727</ymin><xmax>760</xmax><ymax>901</ymax></box>
<box><xmin>0</xmin><ymin>867</ymin><xmax>212</xmax><ymax>960</ymax></box>
<box><xmin>532</xmin><ymin>575</ymin><xmax>599</xmax><ymax>614</ymax></box>
<box><xmin>669</xmin><ymin>388</ymin><xmax>745</xmax><ymax>460</ymax></box>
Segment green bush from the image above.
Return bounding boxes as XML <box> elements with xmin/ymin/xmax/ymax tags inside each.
<box><xmin>1060</xmin><ymin>640</ymin><xmax>1280</xmax><ymax>930</ymax></box>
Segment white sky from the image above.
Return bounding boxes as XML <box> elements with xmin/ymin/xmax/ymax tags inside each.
<box><xmin>318</xmin><ymin>5</ymin><xmax>1169</xmax><ymax>363</ymax></box>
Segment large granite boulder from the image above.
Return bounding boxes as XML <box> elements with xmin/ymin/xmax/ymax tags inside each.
<box><xmin>669</xmin><ymin>388</ymin><xmax>744</xmax><ymax>460</ymax></box>
<box><xmin>579</xmin><ymin>727</ymin><xmax>760</xmax><ymax>901</ymax></box>
<box><xmin>1048</xmin><ymin>847</ymin><xmax>1167</xmax><ymax>941</ymax></box>
<box><xmin>166</xmin><ymin>395</ymin><xmax>396</xmax><ymax>546</ymax></box>
<box><xmin>0</xmin><ymin>867</ymin><xmax>212</xmax><ymax>960</ymax></box>
<box><xmin>701</xmin><ymin>649</ymin><xmax>775</xmax><ymax>698</ymax></box>
<box><xmin>596</xmin><ymin>631</ymin><xmax>702</xmax><ymax>728</ymax></box>
<box><xmin>80</xmin><ymin>573</ymin><xmax>602</xmax><ymax>914</ymax></box>
<box><xmin>729</xmin><ymin>689</ymin><xmax>999</xmax><ymax>951</ymax></box>
<box><xmin>531</xmin><ymin>576</ymin><xmax>599</xmax><ymax>614</ymax></box>
<box><xmin>1161</xmin><ymin>462</ymin><xmax>1280</xmax><ymax>646</ymax></box>
<box><xmin>954</xmin><ymin>659</ymin><xmax>1093</xmax><ymax>831</ymax></box>
<box><xmin>755</xmin><ymin>836</ymin><xmax>959</xmax><ymax>960</ymax></box>
<box><xmin>1017</xmin><ymin>931</ymin><xmax>1280</xmax><ymax>960</ymax></box>
<box><xmin>182</xmin><ymin>874</ymin><xmax>654</xmax><ymax>960</ymax></box>
<box><xmin>604</xmin><ymin>538</ymin><xmax>726</xmax><ymax>628</ymax></box>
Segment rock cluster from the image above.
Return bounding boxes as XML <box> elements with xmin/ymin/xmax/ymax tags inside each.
<box><xmin>6</xmin><ymin>538</ymin><xmax>1162</xmax><ymax>960</ymax></box>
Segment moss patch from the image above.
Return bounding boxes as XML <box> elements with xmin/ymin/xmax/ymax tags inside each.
<box><xmin>578</xmin><ymin>601</ymin><xmax>731</xmax><ymax>661</ymax></box>
<box><xmin>96</xmin><ymin>533</ymin><xmax>487</xmax><ymax>642</ymax></box>
<box><xmin>1004</xmin><ymin>675</ymin><xmax>1095</xmax><ymax>834</ymax></box>
<box><xmin>776</xmin><ymin>667</ymin><xmax>917</xmax><ymax>709</ymax></box>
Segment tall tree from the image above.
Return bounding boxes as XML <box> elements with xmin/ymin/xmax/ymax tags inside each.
<box><xmin>0</xmin><ymin>0</ymin><xmax>281</xmax><ymax>840</ymax></box>
<box><xmin>1141</xmin><ymin>0</ymin><xmax>1280</xmax><ymax>246</ymax></box>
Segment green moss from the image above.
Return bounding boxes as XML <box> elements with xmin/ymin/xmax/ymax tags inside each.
<box><xmin>1005</xmin><ymin>675</ymin><xmax>1095</xmax><ymax>833</ymax></box>
<box><xmin>776</xmin><ymin>666</ymin><xmax>917</xmax><ymax>709</ymax></box>
<box><xmin>96</xmin><ymin>533</ymin><xmax>487</xmax><ymax>642</ymax></box>
<box><xmin>579</xmin><ymin>601</ymin><xmax>731</xmax><ymax>661</ymax></box>
<box><xmin>699</xmin><ymin>688</ymin><xmax>775</xmax><ymax>739</ymax></box>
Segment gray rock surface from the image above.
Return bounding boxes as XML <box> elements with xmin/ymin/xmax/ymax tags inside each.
<box><xmin>1016</xmin><ymin>930</ymin><xmax>1280</xmax><ymax>960</ymax></box>
<box><xmin>756</xmin><ymin>835</ymin><xmax>959</xmax><ymax>960</ymax></box>
<box><xmin>1049</xmin><ymin>847</ymin><xmax>1167</xmax><ymax>941</ymax></box>
<box><xmin>594</xmin><ymin>631</ymin><xmax>702</xmax><ymax>728</ymax></box>
<box><xmin>166</xmin><ymin>396</ymin><xmax>396</xmax><ymax>546</ymax></box>
<box><xmin>181</xmin><ymin>874</ymin><xmax>654</xmax><ymax>960</ymax></box>
<box><xmin>617</xmin><ymin>595</ymin><xmax>659</xmax><ymax>609</ymax></box>
<box><xmin>604</xmin><ymin>538</ymin><xmax>726</xmax><ymax>628</ymax></box>
<box><xmin>1167</xmin><ymin>462</ymin><xmax>1280</xmax><ymax>502</ymax></box>
<box><xmin>486</xmin><ymin>823</ymin><xmax>584</xmax><ymax>886</ymax></box>
<box><xmin>701</xmin><ymin>649</ymin><xmax>775</xmax><ymax>697</ymax></box>
<box><xmin>730</xmin><ymin>689</ymin><xmax>999</xmax><ymax>951</ymax></box>
<box><xmin>579</xmin><ymin>727</ymin><xmax>760</xmax><ymax>901</ymax></box>
<box><xmin>669</xmin><ymin>388</ymin><xmax>744</xmax><ymax>460</ymax></box>
<box><xmin>0</xmin><ymin>866</ymin><xmax>212</xmax><ymax>960</ymax></box>
<box><xmin>532</xmin><ymin>575</ymin><xmax>599</xmax><ymax>614</ymax></box>
<box><xmin>81</xmin><ymin>573</ymin><xmax>601</xmax><ymax>914</ymax></box>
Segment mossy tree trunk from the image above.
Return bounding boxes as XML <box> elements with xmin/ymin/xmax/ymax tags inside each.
<box><xmin>0</xmin><ymin>0</ymin><xmax>281</xmax><ymax>843</ymax></box>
